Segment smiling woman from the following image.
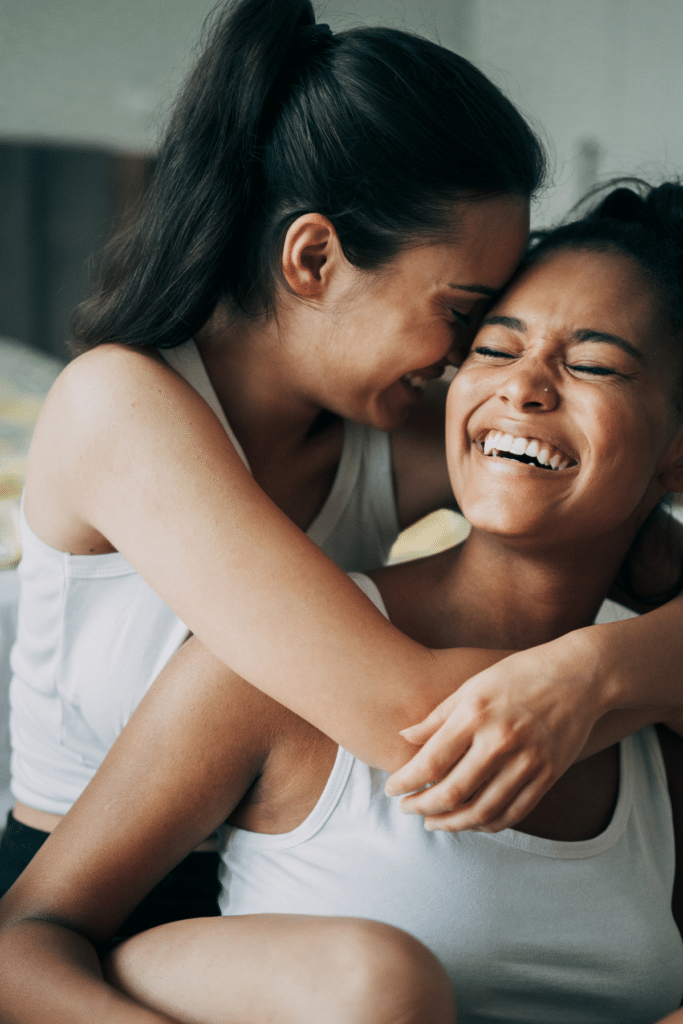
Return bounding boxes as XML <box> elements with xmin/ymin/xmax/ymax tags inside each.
<box><xmin>452</xmin><ymin>245</ymin><xmax>683</xmax><ymax>548</ymax></box>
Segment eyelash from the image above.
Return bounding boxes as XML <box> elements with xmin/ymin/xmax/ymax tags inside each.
<box><xmin>473</xmin><ymin>347</ymin><xmax>620</xmax><ymax>377</ymax></box>
<box><xmin>451</xmin><ymin>311</ymin><xmax>470</xmax><ymax>327</ymax></box>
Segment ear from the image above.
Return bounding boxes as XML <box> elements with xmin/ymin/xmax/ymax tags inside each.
<box><xmin>281</xmin><ymin>213</ymin><xmax>343</xmax><ymax>299</ymax></box>
<box><xmin>658</xmin><ymin>428</ymin><xmax>683</xmax><ymax>493</ymax></box>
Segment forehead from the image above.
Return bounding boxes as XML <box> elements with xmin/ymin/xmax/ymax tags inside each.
<box><xmin>491</xmin><ymin>246</ymin><xmax>661</xmax><ymax>346</ymax></box>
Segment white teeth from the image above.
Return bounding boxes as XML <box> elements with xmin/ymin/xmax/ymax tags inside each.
<box><xmin>510</xmin><ymin>437</ymin><xmax>528</xmax><ymax>456</ymax></box>
<box><xmin>402</xmin><ymin>373</ymin><xmax>428</xmax><ymax>389</ymax></box>
<box><xmin>478</xmin><ymin>429</ymin><xmax>574</xmax><ymax>470</ymax></box>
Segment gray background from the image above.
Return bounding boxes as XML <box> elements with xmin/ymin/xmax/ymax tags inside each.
<box><xmin>1</xmin><ymin>0</ymin><xmax>681</xmax><ymax>224</ymax></box>
<box><xmin>1</xmin><ymin>0</ymin><xmax>682</xmax><ymax>358</ymax></box>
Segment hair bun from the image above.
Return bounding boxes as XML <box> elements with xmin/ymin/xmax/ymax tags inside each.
<box><xmin>591</xmin><ymin>187</ymin><xmax>646</xmax><ymax>224</ymax></box>
<box><xmin>646</xmin><ymin>183</ymin><xmax>683</xmax><ymax>243</ymax></box>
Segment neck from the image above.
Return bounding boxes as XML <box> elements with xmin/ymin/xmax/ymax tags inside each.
<box><xmin>193</xmin><ymin>305</ymin><xmax>331</xmax><ymax>471</ymax></box>
<box><xmin>435</xmin><ymin>527</ymin><xmax>636</xmax><ymax>650</ymax></box>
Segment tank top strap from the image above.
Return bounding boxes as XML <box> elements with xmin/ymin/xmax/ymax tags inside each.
<box><xmin>161</xmin><ymin>340</ymin><xmax>250</xmax><ymax>471</ymax></box>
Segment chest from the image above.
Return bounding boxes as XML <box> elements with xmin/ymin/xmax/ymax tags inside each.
<box><xmin>515</xmin><ymin>745</ymin><xmax>619</xmax><ymax>842</ymax></box>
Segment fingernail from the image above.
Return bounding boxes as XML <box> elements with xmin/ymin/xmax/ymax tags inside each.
<box><xmin>424</xmin><ymin>821</ymin><xmax>435</xmax><ymax>831</ymax></box>
<box><xmin>384</xmin><ymin>784</ymin><xmax>396</xmax><ymax>796</ymax></box>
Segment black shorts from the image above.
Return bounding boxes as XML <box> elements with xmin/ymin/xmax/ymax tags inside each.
<box><xmin>0</xmin><ymin>810</ymin><xmax>220</xmax><ymax>943</ymax></box>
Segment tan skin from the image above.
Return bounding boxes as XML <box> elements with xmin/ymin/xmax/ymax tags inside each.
<box><xmin>3</xmin><ymin>247</ymin><xmax>683</xmax><ymax>1024</ymax></box>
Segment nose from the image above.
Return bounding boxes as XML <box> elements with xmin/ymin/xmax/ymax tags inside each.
<box><xmin>497</xmin><ymin>360</ymin><xmax>558</xmax><ymax>412</ymax></box>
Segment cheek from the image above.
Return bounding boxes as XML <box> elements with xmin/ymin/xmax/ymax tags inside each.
<box><xmin>584</xmin><ymin>400</ymin><xmax>674</xmax><ymax>515</ymax></box>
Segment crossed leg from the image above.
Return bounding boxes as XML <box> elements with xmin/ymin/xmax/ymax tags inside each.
<box><xmin>104</xmin><ymin>914</ymin><xmax>456</xmax><ymax>1024</ymax></box>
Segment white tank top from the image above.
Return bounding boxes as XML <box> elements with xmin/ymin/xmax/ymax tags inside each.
<box><xmin>218</xmin><ymin>575</ymin><xmax>683</xmax><ymax>1024</ymax></box>
<box><xmin>9</xmin><ymin>343</ymin><xmax>399</xmax><ymax>814</ymax></box>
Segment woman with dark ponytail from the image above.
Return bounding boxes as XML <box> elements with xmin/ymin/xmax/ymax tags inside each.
<box><xmin>5</xmin><ymin>179</ymin><xmax>683</xmax><ymax>1023</ymax></box>
<box><xmin>2</xmin><ymin>0</ymin><xmax>546</xmax><ymax>904</ymax></box>
<box><xmin>1</xmin><ymin>0</ymin><xmax>548</xmax><ymax>925</ymax></box>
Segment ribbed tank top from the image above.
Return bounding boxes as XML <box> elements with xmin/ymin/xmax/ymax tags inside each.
<box><xmin>9</xmin><ymin>343</ymin><xmax>399</xmax><ymax>814</ymax></box>
<box><xmin>218</xmin><ymin>575</ymin><xmax>683</xmax><ymax>1024</ymax></box>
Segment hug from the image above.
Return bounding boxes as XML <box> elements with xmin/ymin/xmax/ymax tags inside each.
<box><xmin>2</xmin><ymin>0</ymin><xmax>683</xmax><ymax>1020</ymax></box>
<box><xmin>2</xmin><ymin>181</ymin><xmax>683</xmax><ymax>1023</ymax></box>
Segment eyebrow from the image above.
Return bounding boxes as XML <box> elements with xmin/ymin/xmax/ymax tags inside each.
<box><xmin>448</xmin><ymin>283</ymin><xmax>500</xmax><ymax>299</ymax></box>
<box><xmin>481</xmin><ymin>315</ymin><xmax>644</xmax><ymax>362</ymax></box>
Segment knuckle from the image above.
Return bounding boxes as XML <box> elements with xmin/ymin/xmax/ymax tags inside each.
<box><xmin>467</xmin><ymin>806</ymin><xmax>495</xmax><ymax>830</ymax></box>
<box><xmin>516</xmin><ymin>748</ymin><xmax>544</xmax><ymax>776</ymax></box>
<box><xmin>420</xmin><ymin>752</ymin><xmax>445</xmax><ymax>782</ymax></box>
<box><xmin>490</xmin><ymin>725</ymin><xmax>520</xmax><ymax>757</ymax></box>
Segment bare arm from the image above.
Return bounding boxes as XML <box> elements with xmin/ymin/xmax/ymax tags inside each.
<box><xmin>387</xmin><ymin>595</ymin><xmax>683</xmax><ymax>831</ymax></box>
<box><xmin>27</xmin><ymin>346</ymin><xmax>683</xmax><ymax>829</ymax></box>
<box><xmin>25</xmin><ymin>345</ymin><xmax>455</xmax><ymax>771</ymax></box>
<box><xmin>0</xmin><ymin>639</ymin><xmax>276</xmax><ymax>1023</ymax></box>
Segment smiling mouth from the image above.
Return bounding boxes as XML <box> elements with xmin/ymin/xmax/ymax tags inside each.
<box><xmin>477</xmin><ymin>430</ymin><xmax>578</xmax><ymax>472</ymax></box>
<box><xmin>401</xmin><ymin>365</ymin><xmax>446</xmax><ymax>391</ymax></box>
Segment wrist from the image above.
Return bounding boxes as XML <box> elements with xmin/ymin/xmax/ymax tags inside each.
<box><xmin>552</xmin><ymin>624</ymin><xmax>619</xmax><ymax>716</ymax></box>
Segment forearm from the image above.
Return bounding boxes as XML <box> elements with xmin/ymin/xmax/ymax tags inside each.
<box><xmin>0</xmin><ymin>920</ymin><xmax>177</xmax><ymax>1024</ymax></box>
<box><xmin>577</xmin><ymin>706</ymin><xmax>670</xmax><ymax>761</ymax></box>
<box><xmin>309</xmin><ymin>644</ymin><xmax>511</xmax><ymax>773</ymax></box>
<box><xmin>580</xmin><ymin>590</ymin><xmax>683</xmax><ymax>714</ymax></box>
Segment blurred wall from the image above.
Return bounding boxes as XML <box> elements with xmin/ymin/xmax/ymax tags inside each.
<box><xmin>470</xmin><ymin>0</ymin><xmax>683</xmax><ymax>225</ymax></box>
<box><xmin>0</xmin><ymin>0</ymin><xmax>218</xmax><ymax>152</ymax></box>
<box><xmin>1</xmin><ymin>0</ymin><xmax>682</xmax><ymax>355</ymax></box>
<box><xmin>2</xmin><ymin>0</ymin><xmax>680</xmax><ymax>208</ymax></box>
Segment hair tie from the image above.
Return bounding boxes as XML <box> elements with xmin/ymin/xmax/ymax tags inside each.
<box><xmin>293</xmin><ymin>22</ymin><xmax>334</xmax><ymax>56</ymax></box>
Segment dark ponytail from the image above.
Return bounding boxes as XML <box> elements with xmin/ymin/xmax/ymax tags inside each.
<box><xmin>72</xmin><ymin>0</ymin><xmax>546</xmax><ymax>352</ymax></box>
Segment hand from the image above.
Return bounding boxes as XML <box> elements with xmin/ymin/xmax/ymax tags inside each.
<box><xmin>385</xmin><ymin>628</ymin><xmax>607</xmax><ymax>832</ymax></box>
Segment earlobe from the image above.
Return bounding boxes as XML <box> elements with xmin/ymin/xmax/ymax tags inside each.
<box><xmin>281</xmin><ymin>213</ymin><xmax>339</xmax><ymax>298</ymax></box>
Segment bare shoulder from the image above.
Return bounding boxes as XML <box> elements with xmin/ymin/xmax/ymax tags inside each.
<box><xmin>0</xmin><ymin>637</ymin><xmax>320</xmax><ymax>942</ymax></box>
<box><xmin>139</xmin><ymin>637</ymin><xmax>337</xmax><ymax>840</ymax></box>
<box><xmin>40</xmin><ymin>343</ymin><xmax>200</xmax><ymax>431</ymax></box>
<box><xmin>391</xmin><ymin>378</ymin><xmax>456</xmax><ymax>528</ymax></box>
<box><xmin>24</xmin><ymin>343</ymin><xmax>246</xmax><ymax>553</ymax></box>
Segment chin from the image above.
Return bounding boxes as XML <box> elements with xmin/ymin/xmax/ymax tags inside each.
<box><xmin>460</xmin><ymin>497</ymin><xmax>553</xmax><ymax>541</ymax></box>
<box><xmin>369</xmin><ymin>400</ymin><xmax>412</xmax><ymax>433</ymax></box>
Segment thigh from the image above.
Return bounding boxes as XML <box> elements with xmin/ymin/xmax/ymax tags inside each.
<box><xmin>103</xmin><ymin>914</ymin><xmax>456</xmax><ymax>1024</ymax></box>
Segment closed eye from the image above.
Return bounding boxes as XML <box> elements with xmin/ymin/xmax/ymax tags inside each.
<box><xmin>472</xmin><ymin>346</ymin><xmax>516</xmax><ymax>359</ymax></box>
<box><xmin>452</xmin><ymin>310</ymin><xmax>471</xmax><ymax>327</ymax></box>
<box><xmin>569</xmin><ymin>363</ymin><xmax>618</xmax><ymax>376</ymax></box>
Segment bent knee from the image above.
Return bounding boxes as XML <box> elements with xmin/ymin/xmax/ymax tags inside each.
<box><xmin>333</xmin><ymin>918</ymin><xmax>455</xmax><ymax>1024</ymax></box>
